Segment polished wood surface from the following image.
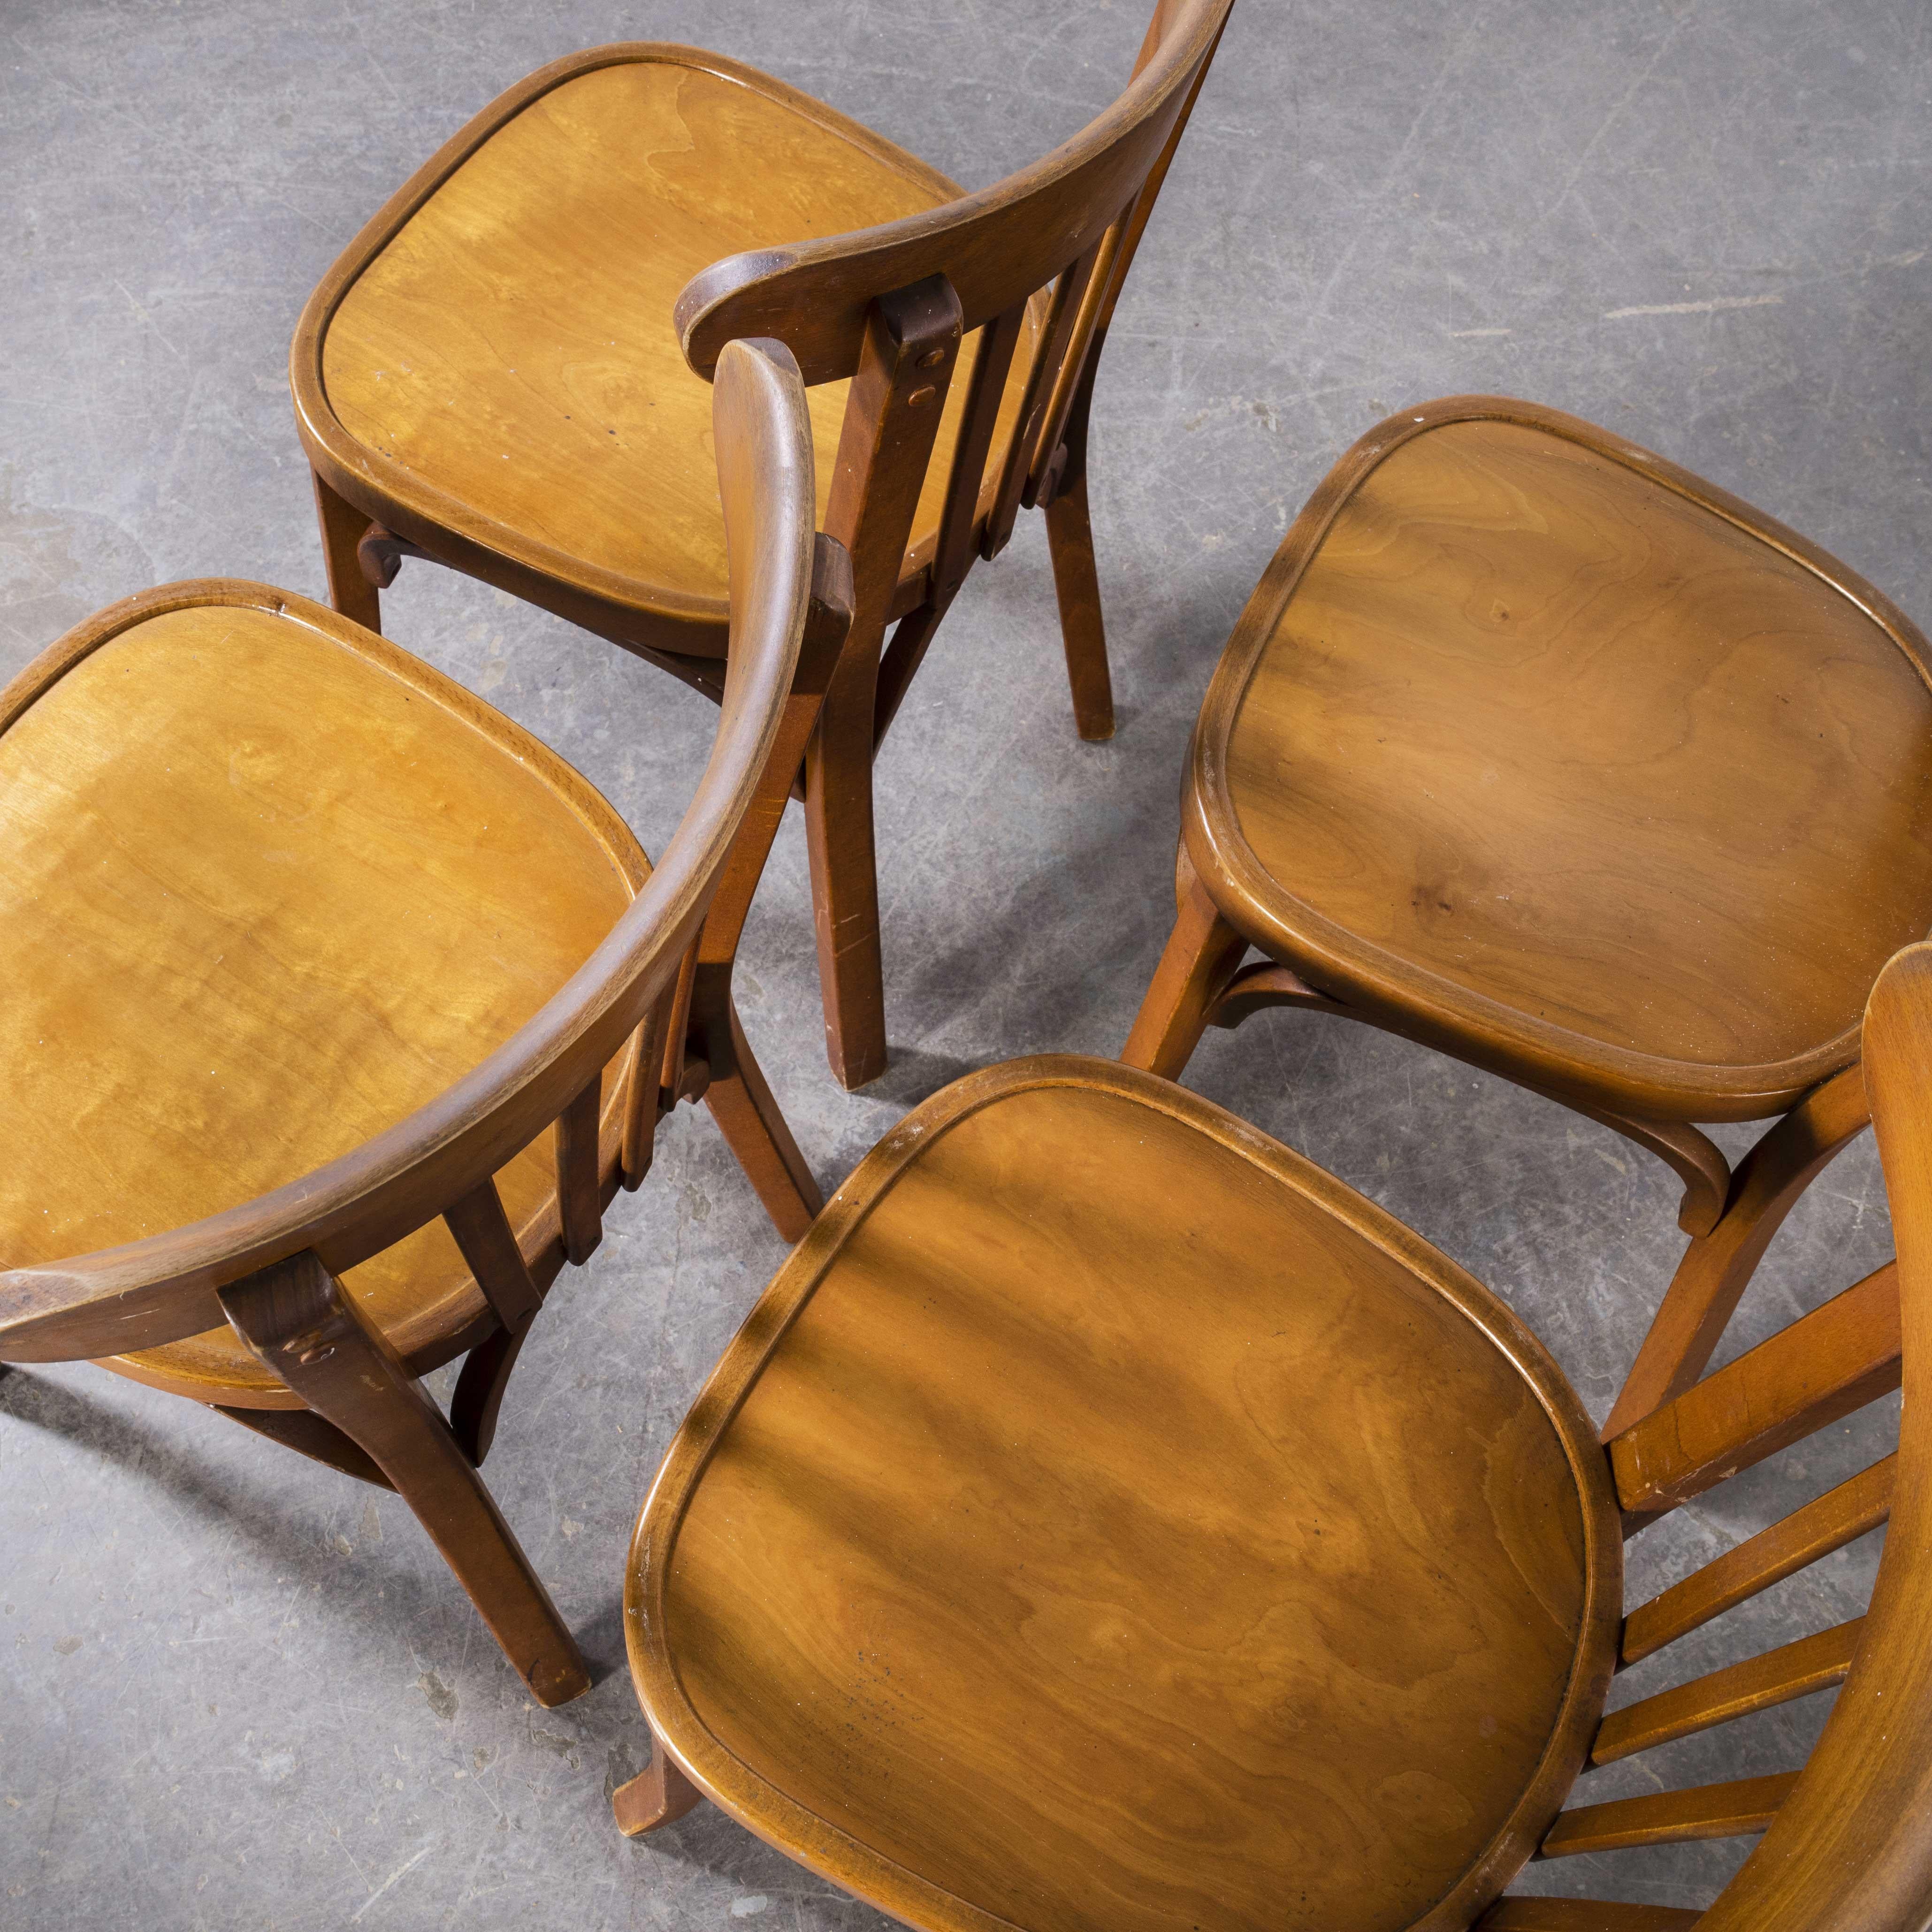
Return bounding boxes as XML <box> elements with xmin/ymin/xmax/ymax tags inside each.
<box><xmin>1</xmin><ymin>341</ymin><xmax>822</xmax><ymax>1703</ymax></box>
<box><xmin>620</xmin><ymin>945</ymin><xmax>1932</xmax><ymax>1926</ymax></box>
<box><xmin>1689</xmin><ymin>939</ymin><xmax>1932</xmax><ymax>1932</ymax></box>
<box><xmin>295</xmin><ymin>4</ymin><xmax>1233</xmax><ymax>1090</ymax></box>
<box><xmin>316</xmin><ymin>52</ymin><xmax>1032</xmax><ymax>643</ymax></box>
<box><xmin>1591</xmin><ymin>1616</ymin><xmax>1862</xmax><ymax>1765</ymax></box>
<box><xmin>1540</xmin><ymin>1774</ymin><xmax>1798</xmax><ymax>1858</ymax></box>
<box><xmin>1180</xmin><ymin>400</ymin><xmax>1932</xmax><ymax>1124</ymax></box>
<box><xmin>626</xmin><ymin>1057</ymin><xmax>1619</xmax><ymax>1932</ymax></box>
<box><xmin>0</xmin><ymin>591</ymin><xmax>638</xmax><ymax>1404</ymax></box>
<box><xmin>1619</xmin><ymin>1453</ymin><xmax>1894</xmax><ymax>1666</ymax></box>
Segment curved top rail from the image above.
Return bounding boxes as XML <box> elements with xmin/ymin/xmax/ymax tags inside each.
<box><xmin>674</xmin><ymin>0</ymin><xmax>1233</xmax><ymax>384</ymax></box>
<box><xmin>0</xmin><ymin>337</ymin><xmax>817</xmax><ymax>1364</ymax></box>
<box><xmin>1699</xmin><ymin>938</ymin><xmax>1932</xmax><ymax>1932</ymax></box>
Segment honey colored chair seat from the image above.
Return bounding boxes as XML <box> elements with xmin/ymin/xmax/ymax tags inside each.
<box><xmin>0</xmin><ymin>328</ymin><xmax>840</xmax><ymax>1712</ymax></box>
<box><xmin>1127</xmin><ymin>397</ymin><xmax>1932</xmax><ymax>1438</ymax></box>
<box><xmin>0</xmin><ymin>587</ymin><xmax>643</xmax><ymax>1409</ymax></box>
<box><xmin>1162</xmin><ymin>399</ymin><xmax>1932</xmax><ymax>1126</ymax></box>
<box><xmin>294</xmin><ymin>8</ymin><xmax>1234</xmax><ymax>1097</ymax></box>
<box><xmin>621</xmin><ymin>1058</ymin><xmax>1622</xmax><ymax>1932</ymax></box>
<box><xmin>304</xmin><ymin>47</ymin><xmax>1038</xmax><ymax>649</ymax></box>
<box><xmin>625</xmin><ymin>958</ymin><xmax>1932</xmax><ymax>1932</ymax></box>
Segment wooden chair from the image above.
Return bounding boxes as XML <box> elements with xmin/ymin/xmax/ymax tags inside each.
<box><xmin>0</xmin><ymin>339</ymin><xmax>841</xmax><ymax>1708</ymax></box>
<box><xmin>1124</xmin><ymin>393</ymin><xmax>1932</xmax><ymax>1437</ymax></box>
<box><xmin>290</xmin><ymin>0</ymin><xmax>1234</xmax><ymax>1091</ymax></box>
<box><xmin>612</xmin><ymin>940</ymin><xmax>1932</xmax><ymax>1931</ymax></box>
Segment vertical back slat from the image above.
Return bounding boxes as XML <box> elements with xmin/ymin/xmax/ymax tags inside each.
<box><xmin>621</xmin><ymin>998</ymin><xmax>671</xmax><ymax>1191</ymax></box>
<box><xmin>444</xmin><ymin>1178</ymin><xmax>543</xmax><ymax>1331</ymax></box>
<box><xmin>1024</xmin><ymin>218</ymin><xmax>1126</xmax><ymax>505</ymax></box>
<box><xmin>931</xmin><ymin>302</ymin><xmax>1027</xmax><ymax>603</ymax></box>
<box><xmin>981</xmin><ymin>239</ymin><xmax>1105</xmax><ymax>559</ymax></box>
<box><xmin>555</xmin><ymin>1071</ymin><xmax>603</xmax><ymax>1265</ymax></box>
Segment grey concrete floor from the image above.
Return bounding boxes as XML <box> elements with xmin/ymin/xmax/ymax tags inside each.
<box><xmin>2</xmin><ymin>0</ymin><xmax>1928</xmax><ymax>1924</ymax></box>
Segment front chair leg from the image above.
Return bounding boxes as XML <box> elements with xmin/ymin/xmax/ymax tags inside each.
<box><xmin>310</xmin><ymin>469</ymin><xmax>383</xmax><ymax>634</ymax></box>
<box><xmin>1122</xmin><ymin>849</ymin><xmax>1251</xmax><ymax>1079</ymax></box>
<box><xmin>1044</xmin><ymin>469</ymin><xmax>1115</xmax><ymax>742</ymax></box>
<box><xmin>612</xmin><ymin>1729</ymin><xmax>705</xmax><ymax>1837</ymax></box>
<box><xmin>220</xmin><ymin>1250</ymin><xmax>589</xmax><ymax>1708</ymax></box>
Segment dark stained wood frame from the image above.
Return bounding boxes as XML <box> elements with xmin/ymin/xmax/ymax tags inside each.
<box><xmin>290</xmin><ymin>0</ymin><xmax>1234</xmax><ymax>1090</ymax></box>
<box><xmin>0</xmin><ymin>339</ymin><xmax>837</xmax><ymax>1707</ymax></box>
<box><xmin>615</xmin><ymin>945</ymin><xmax>1932</xmax><ymax>1931</ymax></box>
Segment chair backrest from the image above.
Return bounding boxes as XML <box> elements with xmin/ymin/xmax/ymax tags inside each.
<box><xmin>0</xmin><ymin>336</ymin><xmax>820</xmax><ymax>1368</ymax></box>
<box><xmin>1515</xmin><ymin>940</ymin><xmax>1932</xmax><ymax>1931</ymax></box>
<box><xmin>677</xmin><ymin>0</ymin><xmax>1233</xmax><ymax>607</ymax></box>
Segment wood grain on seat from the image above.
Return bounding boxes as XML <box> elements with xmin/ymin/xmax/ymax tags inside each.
<box><xmin>632</xmin><ymin>1058</ymin><xmax>1620</xmax><ymax>1932</ymax></box>
<box><xmin>1219</xmin><ymin>414</ymin><xmax>1932</xmax><ymax>1105</ymax></box>
<box><xmin>318</xmin><ymin>53</ymin><xmax>1036</xmax><ymax>642</ymax></box>
<box><xmin>0</xmin><ymin>596</ymin><xmax>641</xmax><ymax>1405</ymax></box>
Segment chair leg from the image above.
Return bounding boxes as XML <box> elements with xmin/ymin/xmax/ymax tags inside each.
<box><xmin>1122</xmin><ymin>854</ymin><xmax>1251</xmax><ymax>1079</ymax></box>
<box><xmin>804</xmin><ymin>655</ymin><xmax>890</xmax><ymax>1090</ymax></box>
<box><xmin>310</xmin><ymin>468</ymin><xmax>382</xmax><ymax>634</ymax></box>
<box><xmin>611</xmin><ymin>1728</ymin><xmax>705</xmax><ymax>1837</ymax></box>
<box><xmin>220</xmin><ymin>1251</ymin><xmax>589</xmax><ymax>1708</ymax></box>
<box><xmin>1602</xmin><ymin>1062</ymin><xmax>1871</xmax><ymax>1440</ymax></box>
<box><xmin>1045</xmin><ymin>471</ymin><xmax>1115</xmax><ymax>742</ymax></box>
<box><xmin>693</xmin><ymin>966</ymin><xmax>822</xmax><ymax>1243</ymax></box>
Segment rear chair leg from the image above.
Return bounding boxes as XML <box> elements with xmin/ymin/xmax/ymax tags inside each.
<box><xmin>612</xmin><ymin>1729</ymin><xmax>705</xmax><ymax>1837</ymax></box>
<box><xmin>1044</xmin><ymin>470</ymin><xmax>1115</xmax><ymax>741</ymax></box>
<box><xmin>692</xmin><ymin>966</ymin><xmax>822</xmax><ymax>1243</ymax></box>
<box><xmin>311</xmin><ymin>469</ymin><xmax>383</xmax><ymax>634</ymax></box>
<box><xmin>220</xmin><ymin>1251</ymin><xmax>589</xmax><ymax>1708</ymax></box>
<box><xmin>1122</xmin><ymin>849</ymin><xmax>1251</xmax><ymax>1079</ymax></box>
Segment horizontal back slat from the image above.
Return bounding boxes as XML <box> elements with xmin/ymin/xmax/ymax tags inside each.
<box><xmin>1541</xmin><ymin>1773</ymin><xmax>1798</xmax><ymax>1859</ymax></box>
<box><xmin>1610</xmin><ymin>1263</ymin><xmax>1900</xmax><ymax>1517</ymax></box>
<box><xmin>1592</xmin><ymin>1617</ymin><xmax>1862</xmax><ymax>1765</ymax></box>
<box><xmin>1621</xmin><ymin>1455</ymin><xmax>1894</xmax><ymax>1666</ymax></box>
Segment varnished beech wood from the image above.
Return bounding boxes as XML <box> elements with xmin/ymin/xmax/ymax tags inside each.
<box><xmin>221</xmin><ymin>1252</ymin><xmax>588</xmax><ymax>1705</ymax></box>
<box><xmin>1619</xmin><ymin>1454</ymin><xmax>1895</xmax><ymax>1666</ymax></box>
<box><xmin>619</xmin><ymin>944</ymin><xmax>1932</xmax><ymax>1928</ymax></box>
<box><xmin>1591</xmin><ymin>1617</ymin><xmax>1862</xmax><ymax>1765</ymax></box>
<box><xmin>1605</xmin><ymin>1062</ymin><xmax>1871</xmax><ymax>1437</ymax></box>
<box><xmin>0</xmin><ymin>342</ymin><xmax>821</xmax><ymax>1698</ymax></box>
<box><xmin>1476</xmin><ymin>1904</ymin><xmax>1702</xmax><ymax>1932</ymax></box>
<box><xmin>624</xmin><ymin>1056</ymin><xmax>1620</xmax><ymax>1932</ymax></box>
<box><xmin>293</xmin><ymin>5</ymin><xmax>1232</xmax><ymax>1089</ymax></box>
<box><xmin>1610</xmin><ymin>1262</ymin><xmax>1900</xmax><ymax>1519</ymax></box>
<box><xmin>1540</xmin><ymin>1774</ymin><xmax>1798</xmax><ymax>1858</ymax></box>
<box><xmin>611</xmin><ymin>1733</ymin><xmax>704</xmax><ymax>1838</ymax></box>
<box><xmin>1127</xmin><ymin>394</ymin><xmax>1932</xmax><ymax>1267</ymax></box>
<box><xmin>1691</xmin><ymin>941</ymin><xmax>1932</xmax><ymax>1932</ymax></box>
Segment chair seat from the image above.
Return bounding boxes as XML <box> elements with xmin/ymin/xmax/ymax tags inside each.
<box><xmin>1191</xmin><ymin>400</ymin><xmax>1932</xmax><ymax>1121</ymax></box>
<box><xmin>308</xmin><ymin>49</ymin><xmax>1040</xmax><ymax>649</ymax></box>
<box><xmin>630</xmin><ymin>1058</ymin><xmax>1619</xmax><ymax>1932</ymax></box>
<box><xmin>0</xmin><ymin>585</ymin><xmax>643</xmax><ymax>1407</ymax></box>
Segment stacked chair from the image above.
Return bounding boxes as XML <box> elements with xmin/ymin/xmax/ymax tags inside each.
<box><xmin>5</xmin><ymin>0</ymin><xmax>1932</xmax><ymax>1926</ymax></box>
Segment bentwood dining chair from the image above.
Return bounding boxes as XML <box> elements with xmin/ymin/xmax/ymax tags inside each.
<box><xmin>1124</xmin><ymin>394</ymin><xmax>1932</xmax><ymax>1438</ymax></box>
<box><xmin>290</xmin><ymin>0</ymin><xmax>1233</xmax><ymax>1091</ymax></box>
<box><xmin>0</xmin><ymin>339</ymin><xmax>839</xmax><ymax>1707</ymax></box>
<box><xmin>612</xmin><ymin>941</ymin><xmax>1932</xmax><ymax>1932</ymax></box>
